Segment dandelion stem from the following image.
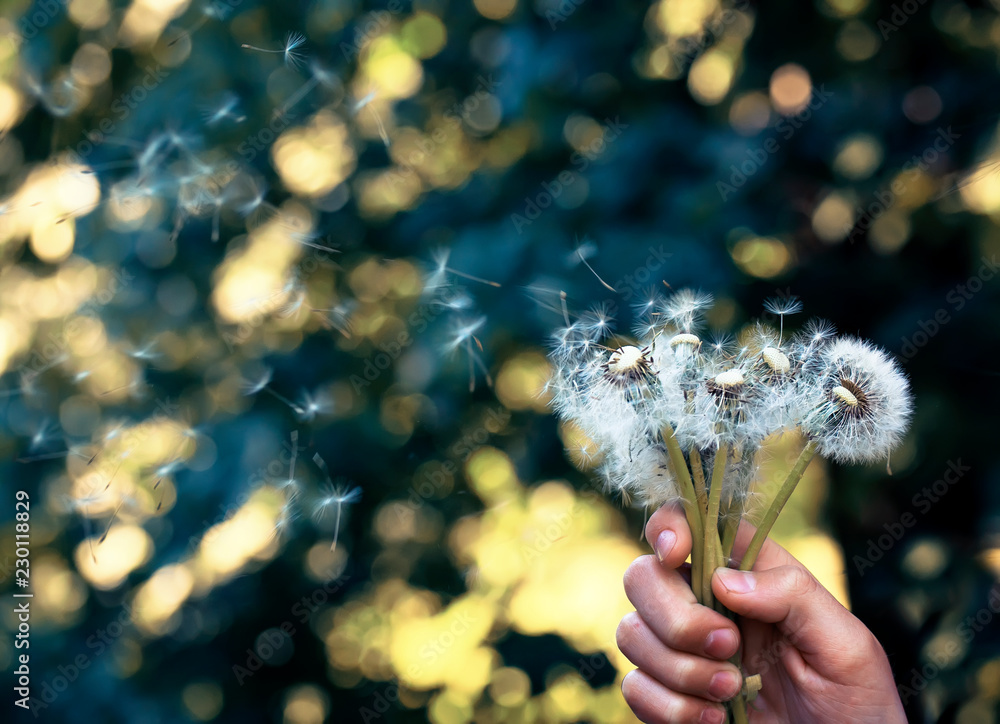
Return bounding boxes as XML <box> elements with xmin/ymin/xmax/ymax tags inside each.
<box><xmin>702</xmin><ymin>444</ymin><xmax>728</xmax><ymax>607</ymax></box>
<box><xmin>720</xmin><ymin>494</ymin><xmax>740</xmax><ymax>560</ymax></box>
<box><xmin>738</xmin><ymin>440</ymin><xmax>819</xmax><ymax>572</ymax></box>
<box><xmin>661</xmin><ymin>425</ymin><xmax>704</xmax><ymax>602</ymax></box>
<box><xmin>689</xmin><ymin>447</ymin><xmax>709</xmax><ymax>514</ymax></box>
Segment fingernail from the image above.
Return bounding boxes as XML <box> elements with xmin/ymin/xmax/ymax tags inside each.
<box><xmin>708</xmin><ymin>670</ymin><xmax>741</xmax><ymax>701</ymax></box>
<box><xmin>700</xmin><ymin>706</ymin><xmax>725</xmax><ymax>724</ymax></box>
<box><xmin>716</xmin><ymin>567</ymin><xmax>756</xmax><ymax>594</ymax></box>
<box><xmin>703</xmin><ymin>628</ymin><xmax>739</xmax><ymax>659</ymax></box>
<box><xmin>655</xmin><ymin>530</ymin><xmax>676</xmax><ymax>562</ymax></box>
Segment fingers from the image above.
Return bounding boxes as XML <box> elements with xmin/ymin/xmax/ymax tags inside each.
<box><xmin>621</xmin><ymin>669</ymin><xmax>727</xmax><ymax>724</ymax></box>
<box><xmin>623</xmin><ymin>556</ymin><xmax>740</xmax><ymax>660</ymax></box>
<box><xmin>617</xmin><ymin>612</ymin><xmax>743</xmax><ymax>703</ymax></box>
<box><xmin>643</xmin><ymin>504</ymin><xmax>693</xmax><ymax>569</ymax></box>
<box><xmin>712</xmin><ymin>564</ymin><xmax>879</xmax><ymax>671</ymax></box>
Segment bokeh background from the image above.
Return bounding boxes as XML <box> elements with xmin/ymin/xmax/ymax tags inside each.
<box><xmin>0</xmin><ymin>0</ymin><xmax>999</xmax><ymax>722</ymax></box>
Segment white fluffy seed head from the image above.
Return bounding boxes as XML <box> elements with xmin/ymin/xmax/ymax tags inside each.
<box><xmin>802</xmin><ymin>337</ymin><xmax>912</xmax><ymax>464</ymax></box>
<box><xmin>832</xmin><ymin>384</ymin><xmax>859</xmax><ymax>407</ymax></box>
<box><xmin>670</xmin><ymin>333</ymin><xmax>701</xmax><ymax>348</ymax></box>
<box><xmin>762</xmin><ymin>347</ymin><xmax>790</xmax><ymax>374</ymax></box>
<box><xmin>714</xmin><ymin>369</ymin><xmax>745</xmax><ymax>387</ymax></box>
<box><xmin>607</xmin><ymin>345</ymin><xmax>644</xmax><ymax>376</ymax></box>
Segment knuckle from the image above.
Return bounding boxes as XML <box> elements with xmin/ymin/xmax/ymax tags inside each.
<box><xmin>780</xmin><ymin>564</ymin><xmax>818</xmax><ymax>597</ymax></box>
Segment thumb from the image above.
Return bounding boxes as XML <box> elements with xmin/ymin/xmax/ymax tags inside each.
<box><xmin>712</xmin><ymin>565</ymin><xmax>872</xmax><ymax>666</ymax></box>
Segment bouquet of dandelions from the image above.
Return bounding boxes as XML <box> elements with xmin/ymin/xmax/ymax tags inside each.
<box><xmin>547</xmin><ymin>289</ymin><xmax>912</xmax><ymax>721</ymax></box>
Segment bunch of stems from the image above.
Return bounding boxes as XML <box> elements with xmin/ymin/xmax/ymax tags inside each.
<box><xmin>660</xmin><ymin>424</ymin><xmax>818</xmax><ymax>723</ymax></box>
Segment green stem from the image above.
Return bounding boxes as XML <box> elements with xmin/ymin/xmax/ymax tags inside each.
<box><xmin>702</xmin><ymin>444</ymin><xmax>728</xmax><ymax>607</ymax></box>
<box><xmin>690</xmin><ymin>447</ymin><xmax>709</xmax><ymax>515</ymax></box>
<box><xmin>661</xmin><ymin>425</ymin><xmax>704</xmax><ymax>602</ymax></box>
<box><xmin>738</xmin><ymin>440</ymin><xmax>819</xmax><ymax>572</ymax></box>
<box><xmin>721</xmin><ymin>493</ymin><xmax>740</xmax><ymax>562</ymax></box>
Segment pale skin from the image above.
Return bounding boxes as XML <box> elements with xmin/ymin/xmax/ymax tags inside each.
<box><xmin>617</xmin><ymin>504</ymin><xmax>907</xmax><ymax>724</ymax></box>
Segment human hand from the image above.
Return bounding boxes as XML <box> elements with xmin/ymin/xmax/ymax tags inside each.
<box><xmin>616</xmin><ymin>504</ymin><xmax>906</xmax><ymax>723</ymax></box>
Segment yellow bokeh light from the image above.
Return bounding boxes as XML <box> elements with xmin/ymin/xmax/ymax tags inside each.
<box><xmin>0</xmin><ymin>82</ymin><xmax>26</xmax><ymax>132</ymax></box>
<box><xmin>836</xmin><ymin>20</ymin><xmax>881</xmax><ymax>62</ymax></box>
<box><xmin>473</xmin><ymin>0</ymin><xmax>517</xmax><ymax>21</ymax></box>
<box><xmin>133</xmin><ymin>563</ymin><xmax>194</xmax><ymax>634</ymax></box>
<box><xmin>119</xmin><ymin>0</ymin><xmax>190</xmax><ymax>47</ymax></box>
<box><xmin>688</xmin><ymin>50</ymin><xmax>735</xmax><ymax>106</ymax></box>
<box><xmin>196</xmin><ymin>489</ymin><xmax>283</xmax><ymax>581</ymax></box>
<box><xmin>729</xmin><ymin>91</ymin><xmax>772</xmax><ymax>136</ymax></box>
<box><xmin>769</xmin><ymin>63</ymin><xmax>812</xmax><ymax>115</ymax></box>
<box><xmin>359</xmin><ymin>36</ymin><xmax>424</xmax><ymax>100</ymax></box>
<box><xmin>494</xmin><ymin>351</ymin><xmax>551</xmax><ymax>412</ymax></box>
<box><xmin>401</xmin><ymin>12</ymin><xmax>447</xmax><ymax>58</ymax></box>
<box><xmin>731</xmin><ymin>236</ymin><xmax>792</xmax><ymax>278</ymax></box>
<box><xmin>869</xmin><ymin>211</ymin><xmax>911</xmax><ymax>255</ymax></box>
<box><xmin>820</xmin><ymin>0</ymin><xmax>869</xmax><ymax>17</ymax></box>
<box><xmin>181</xmin><ymin>681</ymin><xmax>224</xmax><ymax>721</ymax></box>
<box><xmin>833</xmin><ymin>133</ymin><xmax>884</xmax><ymax>180</ymax></box>
<box><xmin>651</xmin><ymin>0</ymin><xmax>718</xmax><ymax>37</ymax></box>
<box><xmin>283</xmin><ymin>685</ymin><xmax>330</xmax><ymax>724</ymax></box>
<box><xmin>465</xmin><ymin>447</ymin><xmax>519</xmax><ymax>505</ymax></box>
<box><xmin>489</xmin><ymin>667</ymin><xmax>531</xmax><ymax>707</ymax></box>
<box><xmin>71</xmin><ymin>43</ymin><xmax>113</xmax><ymax>86</ymax></box>
<box><xmin>30</xmin><ymin>218</ymin><xmax>75</xmax><ymax>263</ymax></box>
<box><xmin>811</xmin><ymin>192</ymin><xmax>855</xmax><ymax>244</ymax></box>
<box><xmin>74</xmin><ymin>525</ymin><xmax>152</xmax><ymax>590</ymax></box>
<box><xmin>69</xmin><ymin>0</ymin><xmax>112</xmax><ymax>30</ymax></box>
<box><xmin>273</xmin><ymin>111</ymin><xmax>358</xmax><ymax>197</ymax></box>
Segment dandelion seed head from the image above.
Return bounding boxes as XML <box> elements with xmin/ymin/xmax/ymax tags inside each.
<box><xmin>714</xmin><ymin>369</ymin><xmax>745</xmax><ymax>387</ymax></box>
<box><xmin>669</xmin><ymin>333</ymin><xmax>701</xmax><ymax>348</ymax></box>
<box><xmin>802</xmin><ymin>337</ymin><xmax>912</xmax><ymax>464</ymax></box>
<box><xmin>762</xmin><ymin>347</ymin><xmax>790</xmax><ymax>374</ymax></box>
<box><xmin>605</xmin><ymin>345</ymin><xmax>649</xmax><ymax>380</ymax></box>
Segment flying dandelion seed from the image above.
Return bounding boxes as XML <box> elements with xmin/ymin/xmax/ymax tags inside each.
<box><xmin>203</xmin><ymin>92</ymin><xmax>246</xmax><ymax>126</ymax></box>
<box><xmin>429</xmin><ymin>249</ymin><xmax>502</xmax><ymax>288</ymax></box>
<box><xmin>311</xmin><ymin>453</ymin><xmax>361</xmax><ymax>552</ymax></box>
<box><xmin>98</xmin><ymin>496</ymin><xmax>127</xmax><ymax>545</ymax></box>
<box><xmin>763</xmin><ymin>295</ymin><xmax>803</xmax><ymax>344</ymax></box>
<box><xmin>574</xmin><ymin>236</ymin><xmax>617</xmax><ymax>292</ymax></box>
<box><xmin>352</xmin><ymin>91</ymin><xmax>391</xmax><ymax>147</ymax></box>
<box><xmin>240</xmin><ymin>368</ymin><xmax>273</xmax><ymax>396</ymax></box>
<box><xmin>296</xmin><ymin>390</ymin><xmax>332</xmax><ymax>421</ymax></box>
<box><xmin>241</xmin><ymin>32</ymin><xmax>308</xmax><ymax>69</ymax></box>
